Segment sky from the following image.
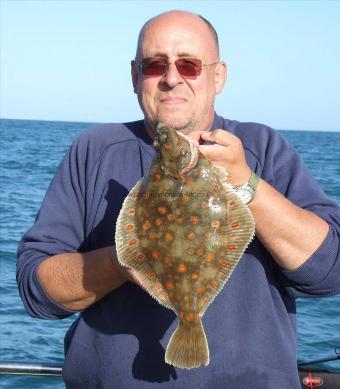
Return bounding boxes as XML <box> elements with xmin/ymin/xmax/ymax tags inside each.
<box><xmin>1</xmin><ymin>0</ymin><xmax>340</xmax><ymax>131</ymax></box>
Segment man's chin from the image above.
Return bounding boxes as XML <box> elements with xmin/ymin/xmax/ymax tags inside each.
<box><xmin>154</xmin><ymin>115</ymin><xmax>194</xmax><ymax>133</ymax></box>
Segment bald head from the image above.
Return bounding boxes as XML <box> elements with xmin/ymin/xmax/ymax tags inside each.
<box><xmin>135</xmin><ymin>10</ymin><xmax>220</xmax><ymax>61</ymax></box>
<box><xmin>131</xmin><ymin>9</ymin><xmax>226</xmax><ymax>134</ymax></box>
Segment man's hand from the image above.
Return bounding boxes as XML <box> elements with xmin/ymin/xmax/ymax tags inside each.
<box><xmin>188</xmin><ymin>129</ymin><xmax>251</xmax><ymax>186</ymax></box>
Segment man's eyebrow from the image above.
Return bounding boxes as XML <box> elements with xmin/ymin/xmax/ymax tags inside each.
<box><xmin>143</xmin><ymin>51</ymin><xmax>199</xmax><ymax>59</ymax></box>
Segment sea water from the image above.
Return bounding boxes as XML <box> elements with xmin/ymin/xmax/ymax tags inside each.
<box><xmin>1</xmin><ymin>119</ymin><xmax>339</xmax><ymax>388</ymax></box>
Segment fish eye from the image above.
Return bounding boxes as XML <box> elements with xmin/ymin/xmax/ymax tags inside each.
<box><xmin>159</xmin><ymin>133</ymin><xmax>168</xmax><ymax>143</ymax></box>
<box><xmin>153</xmin><ymin>140</ymin><xmax>160</xmax><ymax>149</ymax></box>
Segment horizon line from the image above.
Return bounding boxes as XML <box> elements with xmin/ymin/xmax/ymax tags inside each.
<box><xmin>1</xmin><ymin>117</ymin><xmax>339</xmax><ymax>133</ymax></box>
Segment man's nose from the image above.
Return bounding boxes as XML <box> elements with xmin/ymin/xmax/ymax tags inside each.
<box><xmin>161</xmin><ymin>63</ymin><xmax>183</xmax><ymax>87</ymax></box>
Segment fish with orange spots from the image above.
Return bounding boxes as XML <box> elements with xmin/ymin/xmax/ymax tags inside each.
<box><xmin>115</xmin><ymin>124</ymin><xmax>255</xmax><ymax>369</ymax></box>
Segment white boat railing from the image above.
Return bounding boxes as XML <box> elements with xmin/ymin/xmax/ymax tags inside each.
<box><xmin>0</xmin><ymin>361</ymin><xmax>63</xmax><ymax>376</ymax></box>
<box><xmin>0</xmin><ymin>348</ymin><xmax>339</xmax><ymax>377</ymax></box>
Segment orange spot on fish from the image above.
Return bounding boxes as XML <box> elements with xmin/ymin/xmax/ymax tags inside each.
<box><xmin>142</xmin><ymin>220</ymin><xmax>151</xmax><ymax>230</ymax></box>
<box><xmin>178</xmin><ymin>263</ymin><xmax>187</xmax><ymax>273</ymax></box>
<box><xmin>207</xmin><ymin>253</ymin><xmax>215</xmax><ymax>262</ymax></box>
<box><xmin>136</xmin><ymin>252</ymin><xmax>145</xmax><ymax>261</ymax></box>
<box><xmin>158</xmin><ymin>206</ymin><xmax>167</xmax><ymax>214</ymax></box>
<box><xmin>167</xmin><ymin>214</ymin><xmax>175</xmax><ymax>222</ymax></box>
<box><xmin>151</xmin><ymin>249</ymin><xmax>160</xmax><ymax>259</ymax></box>
<box><xmin>227</xmin><ymin>245</ymin><xmax>236</xmax><ymax>251</ymax></box>
<box><xmin>211</xmin><ymin>220</ymin><xmax>220</xmax><ymax>229</ymax></box>
<box><xmin>231</xmin><ymin>222</ymin><xmax>239</xmax><ymax>228</ymax></box>
<box><xmin>198</xmin><ymin>286</ymin><xmax>206</xmax><ymax>294</ymax></box>
<box><xmin>187</xmin><ymin>232</ymin><xmax>195</xmax><ymax>241</ymax></box>
<box><xmin>128</xmin><ymin>238</ymin><xmax>137</xmax><ymax>246</ymax></box>
<box><xmin>125</xmin><ymin>224</ymin><xmax>135</xmax><ymax>232</ymax></box>
<box><xmin>165</xmin><ymin>232</ymin><xmax>173</xmax><ymax>241</ymax></box>
<box><xmin>183</xmin><ymin>295</ymin><xmax>189</xmax><ymax>302</ymax></box>
<box><xmin>194</xmin><ymin>185</ymin><xmax>201</xmax><ymax>193</ymax></box>
<box><xmin>210</xmin><ymin>281</ymin><xmax>218</xmax><ymax>289</ymax></box>
<box><xmin>155</xmin><ymin>218</ymin><xmax>163</xmax><ymax>226</ymax></box>
<box><xmin>187</xmin><ymin>312</ymin><xmax>194</xmax><ymax>321</ymax></box>
<box><xmin>213</xmin><ymin>183</ymin><xmax>221</xmax><ymax>190</ymax></box>
<box><xmin>219</xmin><ymin>260</ymin><xmax>228</xmax><ymax>269</ymax></box>
<box><xmin>190</xmin><ymin>215</ymin><xmax>199</xmax><ymax>224</ymax></box>
<box><xmin>165</xmin><ymin>281</ymin><xmax>174</xmax><ymax>289</ymax></box>
<box><xmin>149</xmin><ymin>272</ymin><xmax>156</xmax><ymax>277</ymax></box>
<box><xmin>191</xmin><ymin>273</ymin><xmax>198</xmax><ymax>280</ymax></box>
<box><xmin>186</xmin><ymin>177</ymin><xmax>193</xmax><ymax>185</ymax></box>
<box><xmin>127</xmin><ymin>208</ymin><xmax>135</xmax><ymax>216</ymax></box>
<box><xmin>163</xmin><ymin>143</ymin><xmax>171</xmax><ymax>150</ymax></box>
<box><xmin>154</xmin><ymin>174</ymin><xmax>161</xmax><ymax>181</ymax></box>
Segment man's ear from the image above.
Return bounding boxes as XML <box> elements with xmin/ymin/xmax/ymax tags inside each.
<box><xmin>131</xmin><ymin>60</ymin><xmax>138</xmax><ymax>94</ymax></box>
<box><xmin>215</xmin><ymin>61</ymin><xmax>227</xmax><ymax>95</ymax></box>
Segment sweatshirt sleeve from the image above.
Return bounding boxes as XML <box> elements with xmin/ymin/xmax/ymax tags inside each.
<box><xmin>16</xmin><ymin>135</ymin><xmax>87</xmax><ymax>319</ymax></box>
<box><xmin>267</xmin><ymin>131</ymin><xmax>340</xmax><ymax>298</ymax></box>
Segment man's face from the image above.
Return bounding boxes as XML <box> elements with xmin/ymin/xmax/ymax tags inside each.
<box><xmin>132</xmin><ymin>13</ymin><xmax>226</xmax><ymax>134</ymax></box>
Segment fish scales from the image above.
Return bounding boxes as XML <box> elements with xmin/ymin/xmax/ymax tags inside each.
<box><xmin>115</xmin><ymin>124</ymin><xmax>255</xmax><ymax>369</ymax></box>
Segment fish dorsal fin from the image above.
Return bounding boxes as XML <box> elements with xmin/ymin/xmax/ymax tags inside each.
<box><xmin>115</xmin><ymin>179</ymin><xmax>175</xmax><ymax>311</ymax></box>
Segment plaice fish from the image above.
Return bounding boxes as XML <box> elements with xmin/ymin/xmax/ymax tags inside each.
<box><xmin>115</xmin><ymin>124</ymin><xmax>255</xmax><ymax>369</ymax></box>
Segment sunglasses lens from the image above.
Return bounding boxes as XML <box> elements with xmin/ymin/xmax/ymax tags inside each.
<box><xmin>176</xmin><ymin>59</ymin><xmax>202</xmax><ymax>77</ymax></box>
<box><xmin>141</xmin><ymin>59</ymin><xmax>167</xmax><ymax>76</ymax></box>
<box><xmin>140</xmin><ymin>58</ymin><xmax>202</xmax><ymax>77</ymax></box>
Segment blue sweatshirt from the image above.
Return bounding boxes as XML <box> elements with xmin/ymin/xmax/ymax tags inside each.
<box><xmin>17</xmin><ymin>114</ymin><xmax>340</xmax><ymax>388</ymax></box>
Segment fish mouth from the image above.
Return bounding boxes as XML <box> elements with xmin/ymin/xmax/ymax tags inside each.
<box><xmin>176</xmin><ymin>132</ymin><xmax>199</xmax><ymax>176</ymax></box>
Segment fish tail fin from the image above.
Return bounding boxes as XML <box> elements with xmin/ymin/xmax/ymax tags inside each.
<box><xmin>165</xmin><ymin>318</ymin><xmax>209</xmax><ymax>369</ymax></box>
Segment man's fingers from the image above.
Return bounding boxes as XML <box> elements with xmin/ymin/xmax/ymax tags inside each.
<box><xmin>198</xmin><ymin>144</ymin><xmax>229</xmax><ymax>160</ymax></box>
<box><xmin>201</xmin><ymin>129</ymin><xmax>235</xmax><ymax>146</ymax></box>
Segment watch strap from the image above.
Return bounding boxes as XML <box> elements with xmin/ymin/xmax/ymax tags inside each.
<box><xmin>248</xmin><ymin>170</ymin><xmax>260</xmax><ymax>193</ymax></box>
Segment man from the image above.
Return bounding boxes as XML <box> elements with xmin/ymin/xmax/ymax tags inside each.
<box><xmin>17</xmin><ymin>10</ymin><xmax>340</xmax><ymax>389</ymax></box>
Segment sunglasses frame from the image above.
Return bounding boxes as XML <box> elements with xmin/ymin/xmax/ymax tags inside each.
<box><xmin>132</xmin><ymin>57</ymin><xmax>219</xmax><ymax>78</ymax></box>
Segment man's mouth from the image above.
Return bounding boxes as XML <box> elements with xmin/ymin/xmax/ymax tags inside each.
<box><xmin>160</xmin><ymin>97</ymin><xmax>188</xmax><ymax>105</ymax></box>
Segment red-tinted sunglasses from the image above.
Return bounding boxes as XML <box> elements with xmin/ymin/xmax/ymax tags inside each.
<box><xmin>134</xmin><ymin>57</ymin><xmax>219</xmax><ymax>77</ymax></box>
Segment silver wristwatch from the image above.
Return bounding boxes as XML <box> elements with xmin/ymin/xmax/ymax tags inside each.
<box><xmin>233</xmin><ymin>171</ymin><xmax>260</xmax><ymax>205</ymax></box>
